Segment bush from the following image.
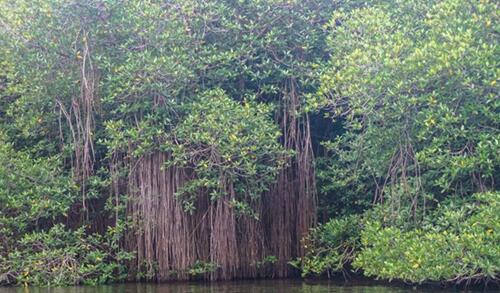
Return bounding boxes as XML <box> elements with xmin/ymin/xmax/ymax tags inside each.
<box><xmin>291</xmin><ymin>215</ymin><xmax>361</xmax><ymax>277</ymax></box>
<box><xmin>0</xmin><ymin>224</ymin><xmax>134</xmax><ymax>286</ymax></box>
<box><xmin>354</xmin><ymin>192</ymin><xmax>500</xmax><ymax>284</ymax></box>
<box><xmin>162</xmin><ymin>89</ymin><xmax>288</xmax><ymax>214</ymax></box>
<box><xmin>0</xmin><ymin>131</ymin><xmax>76</xmax><ymax>254</ymax></box>
<box><xmin>294</xmin><ymin>192</ymin><xmax>499</xmax><ymax>284</ymax></box>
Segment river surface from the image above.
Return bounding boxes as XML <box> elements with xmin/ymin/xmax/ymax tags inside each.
<box><xmin>0</xmin><ymin>280</ymin><xmax>494</xmax><ymax>293</ymax></box>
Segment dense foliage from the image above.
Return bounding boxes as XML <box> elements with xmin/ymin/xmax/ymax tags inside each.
<box><xmin>0</xmin><ymin>0</ymin><xmax>498</xmax><ymax>287</ymax></box>
<box><xmin>290</xmin><ymin>215</ymin><xmax>360</xmax><ymax>278</ymax></box>
<box><xmin>1</xmin><ymin>0</ymin><xmax>331</xmax><ymax>285</ymax></box>
<box><xmin>164</xmin><ymin>89</ymin><xmax>287</xmax><ymax>215</ymax></box>
<box><xmin>0</xmin><ymin>131</ymin><xmax>76</xmax><ymax>256</ymax></box>
<box><xmin>296</xmin><ymin>192</ymin><xmax>499</xmax><ymax>284</ymax></box>
<box><xmin>317</xmin><ymin>0</ymin><xmax>499</xmax><ymax>219</ymax></box>
<box><xmin>356</xmin><ymin>192</ymin><xmax>499</xmax><ymax>283</ymax></box>
<box><xmin>295</xmin><ymin>0</ymin><xmax>499</xmax><ymax>285</ymax></box>
<box><xmin>0</xmin><ymin>224</ymin><xmax>133</xmax><ymax>286</ymax></box>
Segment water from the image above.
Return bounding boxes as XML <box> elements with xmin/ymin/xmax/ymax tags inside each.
<box><xmin>0</xmin><ymin>280</ymin><xmax>493</xmax><ymax>293</ymax></box>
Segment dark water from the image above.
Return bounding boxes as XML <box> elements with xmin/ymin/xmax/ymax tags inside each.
<box><xmin>0</xmin><ymin>280</ymin><xmax>494</xmax><ymax>293</ymax></box>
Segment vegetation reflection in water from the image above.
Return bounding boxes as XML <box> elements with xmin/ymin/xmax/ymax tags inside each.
<box><xmin>0</xmin><ymin>280</ymin><xmax>494</xmax><ymax>293</ymax></box>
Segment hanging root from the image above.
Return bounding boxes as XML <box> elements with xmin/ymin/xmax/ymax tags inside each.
<box><xmin>118</xmin><ymin>79</ymin><xmax>316</xmax><ymax>280</ymax></box>
<box><xmin>56</xmin><ymin>29</ymin><xmax>97</xmax><ymax>222</ymax></box>
<box><xmin>263</xmin><ymin>77</ymin><xmax>317</xmax><ymax>277</ymax></box>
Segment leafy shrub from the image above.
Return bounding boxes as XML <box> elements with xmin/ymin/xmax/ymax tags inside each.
<box><xmin>0</xmin><ymin>224</ymin><xmax>134</xmax><ymax>286</ymax></box>
<box><xmin>186</xmin><ymin>261</ymin><xmax>218</xmax><ymax>277</ymax></box>
<box><xmin>318</xmin><ymin>0</ymin><xmax>499</xmax><ymax>219</ymax></box>
<box><xmin>0</xmin><ymin>132</ymin><xmax>76</xmax><ymax>254</ymax></box>
<box><xmin>163</xmin><ymin>89</ymin><xmax>289</xmax><ymax>214</ymax></box>
<box><xmin>354</xmin><ymin>192</ymin><xmax>500</xmax><ymax>284</ymax></box>
<box><xmin>294</xmin><ymin>192</ymin><xmax>499</xmax><ymax>284</ymax></box>
<box><xmin>291</xmin><ymin>215</ymin><xmax>361</xmax><ymax>277</ymax></box>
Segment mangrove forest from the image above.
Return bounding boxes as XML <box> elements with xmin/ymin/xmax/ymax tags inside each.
<box><xmin>0</xmin><ymin>0</ymin><xmax>498</xmax><ymax>288</ymax></box>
